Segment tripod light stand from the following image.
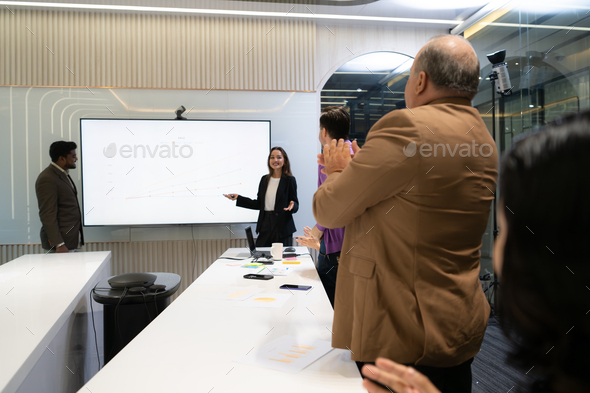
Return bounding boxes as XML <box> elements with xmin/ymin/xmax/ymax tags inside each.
<box><xmin>483</xmin><ymin>49</ymin><xmax>512</xmax><ymax>315</ymax></box>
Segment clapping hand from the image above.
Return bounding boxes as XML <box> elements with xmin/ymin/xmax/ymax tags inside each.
<box><xmin>296</xmin><ymin>226</ymin><xmax>320</xmax><ymax>251</ymax></box>
<box><xmin>303</xmin><ymin>226</ymin><xmax>319</xmax><ymax>240</ymax></box>
<box><xmin>318</xmin><ymin>139</ymin><xmax>361</xmax><ymax>175</ymax></box>
<box><xmin>361</xmin><ymin>358</ymin><xmax>441</xmax><ymax>393</ymax></box>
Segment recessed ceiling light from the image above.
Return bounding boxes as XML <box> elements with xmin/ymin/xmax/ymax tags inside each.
<box><xmin>482</xmin><ymin>22</ymin><xmax>590</xmax><ymax>32</ymax></box>
<box><xmin>407</xmin><ymin>0</ymin><xmax>488</xmax><ymax>9</ymax></box>
<box><xmin>357</xmin><ymin>88</ymin><xmax>362</xmax><ymax>92</ymax></box>
<box><xmin>529</xmin><ymin>105</ymin><xmax>534</xmax><ymax>107</ymax></box>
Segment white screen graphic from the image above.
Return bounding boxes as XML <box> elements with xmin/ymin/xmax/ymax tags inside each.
<box><xmin>81</xmin><ymin>119</ymin><xmax>270</xmax><ymax>226</ymax></box>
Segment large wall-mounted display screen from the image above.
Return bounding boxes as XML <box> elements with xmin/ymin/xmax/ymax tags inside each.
<box><xmin>80</xmin><ymin>119</ymin><xmax>270</xmax><ymax>226</ymax></box>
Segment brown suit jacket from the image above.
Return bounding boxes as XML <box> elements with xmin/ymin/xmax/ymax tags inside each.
<box><xmin>313</xmin><ymin>98</ymin><xmax>498</xmax><ymax>366</ymax></box>
<box><xmin>35</xmin><ymin>164</ymin><xmax>84</xmax><ymax>250</ymax></box>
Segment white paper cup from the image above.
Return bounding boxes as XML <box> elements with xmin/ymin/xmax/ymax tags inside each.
<box><xmin>271</xmin><ymin>243</ymin><xmax>283</xmax><ymax>260</ymax></box>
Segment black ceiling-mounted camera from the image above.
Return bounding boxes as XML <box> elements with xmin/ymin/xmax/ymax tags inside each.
<box><xmin>175</xmin><ymin>105</ymin><xmax>187</xmax><ymax>120</ymax></box>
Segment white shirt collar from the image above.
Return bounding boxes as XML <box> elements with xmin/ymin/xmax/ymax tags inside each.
<box><xmin>51</xmin><ymin>162</ymin><xmax>69</xmax><ymax>175</ymax></box>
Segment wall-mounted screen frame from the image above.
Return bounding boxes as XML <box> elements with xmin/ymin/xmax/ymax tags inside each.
<box><xmin>80</xmin><ymin>118</ymin><xmax>270</xmax><ymax>226</ymax></box>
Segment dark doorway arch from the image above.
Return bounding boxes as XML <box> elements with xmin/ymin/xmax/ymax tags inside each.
<box><xmin>321</xmin><ymin>51</ymin><xmax>414</xmax><ymax>145</ymax></box>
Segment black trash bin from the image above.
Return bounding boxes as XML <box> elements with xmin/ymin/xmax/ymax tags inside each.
<box><xmin>92</xmin><ymin>272</ymin><xmax>181</xmax><ymax>364</ymax></box>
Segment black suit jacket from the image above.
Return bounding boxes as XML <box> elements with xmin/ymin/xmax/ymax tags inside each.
<box><xmin>35</xmin><ymin>164</ymin><xmax>84</xmax><ymax>250</ymax></box>
<box><xmin>236</xmin><ymin>174</ymin><xmax>299</xmax><ymax>238</ymax></box>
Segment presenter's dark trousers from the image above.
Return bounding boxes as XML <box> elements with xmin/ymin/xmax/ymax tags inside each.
<box><xmin>256</xmin><ymin>211</ymin><xmax>293</xmax><ymax>247</ymax></box>
<box><xmin>316</xmin><ymin>239</ymin><xmax>339</xmax><ymax>308</ymax></box>
<box><xmin>357</xmin><ymin>357</ymin><xmax>474</xmax><ymax>393</ymax></box>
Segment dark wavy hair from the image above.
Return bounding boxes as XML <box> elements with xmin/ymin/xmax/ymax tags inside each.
<box><xmin>266</xmin><ymin>146</ymin><xmax>292</xmax><ymax>180</ymax></box>
<box><xmin>498</xmin><ymin>111</ymin><xmax>590</xmax><ymax>393</ymax></box>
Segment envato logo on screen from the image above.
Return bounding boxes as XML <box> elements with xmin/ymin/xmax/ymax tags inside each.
<box><xmin>102</xmin><ymin>142</ymin><xmax>193</xmax><ymax>158</ymax></box>
<box><xmin>402</xmin><ymin>141</ymin><xmax>494</xmax><ymax>158</ymax></box>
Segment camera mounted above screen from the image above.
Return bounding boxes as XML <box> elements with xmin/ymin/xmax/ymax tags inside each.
<box><xmin>487</xmin><ymin>50</ymin><xmax>513</xmax><ymax>96</ymax></box>
<box><xmin>175</xmin><ymin>105</ymin><xmax>187</xmax><ymax>120</ymax></box>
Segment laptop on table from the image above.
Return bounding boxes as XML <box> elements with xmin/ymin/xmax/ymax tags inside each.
<box><xmin>235</xmin><ymin>226</ymin><xmax>273</xmax><ymax>263</ymax></box>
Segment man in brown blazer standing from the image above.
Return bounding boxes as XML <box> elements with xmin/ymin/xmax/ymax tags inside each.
<box><xmin>313</xmin><ymin>35</ymin><xmax>498</xmax><ymax>392</ymax></box>
<box><xmin>36</xmin><ymin>141</ymin><xmax>84</xmax><ymax>252</ymax></box>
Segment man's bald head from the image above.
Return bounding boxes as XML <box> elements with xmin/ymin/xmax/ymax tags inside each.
<box><xmin>413</xmin><ymin>35</ymin><xmax>480</xmax><ymax>100</ymax></box>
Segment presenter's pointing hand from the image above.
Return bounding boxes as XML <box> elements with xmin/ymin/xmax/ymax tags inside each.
<box><xmin>284</xmin><ymin>201</ymin><xmax>295</xmax><ymax>211</ymax></box>
<box><xmin>224</xmin><ymin>194</ymin><xmax>238</xmax><ymax>201</ymax></box>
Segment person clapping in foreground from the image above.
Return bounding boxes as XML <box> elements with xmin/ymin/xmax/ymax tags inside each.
<box><xmin>361</xmin><ymin>112</ymin><xmax>590</xmax><ymax>393</ymax></box>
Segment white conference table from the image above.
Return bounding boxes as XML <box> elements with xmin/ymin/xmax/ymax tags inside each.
<box><xmin>0</xmin><ymin>251</ymin><xmax>111</xmax><ymax>393</ymax></box>
<box><xmin>81</xmin><ymin>247</ymin><xmax>363</xmax><ymax>393</ymax></box>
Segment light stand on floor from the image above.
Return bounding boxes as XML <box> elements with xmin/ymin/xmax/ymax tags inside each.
<box><xmin>482</xmin><ymin>49</ymin><xmax>512</xmax><ymax>317</ymax></box>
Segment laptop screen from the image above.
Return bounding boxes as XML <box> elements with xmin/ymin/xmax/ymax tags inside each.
<box><xmin>245</xmin><ymin>226</ymin><xmax>256</xmax><ymax>253</ymax></box>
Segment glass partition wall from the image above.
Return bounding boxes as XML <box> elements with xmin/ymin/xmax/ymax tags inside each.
<box><xmin>467</xmin><ymin>4</ymin><xmax>590</xmax><ymax>154</ymax></box>
<box><xmin>466</xmin><ymin>3</ymin><xmax>589</xmax><ymax>302</ymax></box>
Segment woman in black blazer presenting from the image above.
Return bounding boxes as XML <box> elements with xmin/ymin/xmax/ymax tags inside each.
<box><xmin>224</xmin><ymin>147</ymin><xmax>298</xmax><ymax>247</ymax></box>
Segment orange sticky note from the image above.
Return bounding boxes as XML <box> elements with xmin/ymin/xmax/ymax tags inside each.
<box><xmin>282</xmin><ymin>261</ymin><xmax>301</xmax><ymax>264</ymax></box>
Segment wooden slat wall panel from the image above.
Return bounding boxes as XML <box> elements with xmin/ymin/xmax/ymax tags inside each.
<box><xmin>0</xmin><ymin>243</ymin><xmax>43</xmax><ymax>264</ymax></box>
<box><xmin>1</xmin><ymin>9</ymin><xmax>316</xmax><ymax>91</ymax></box>
<box><xmin>0</xmin><ymin>240</ymin><xmax>317</xmax><ymax>300</ymax></box>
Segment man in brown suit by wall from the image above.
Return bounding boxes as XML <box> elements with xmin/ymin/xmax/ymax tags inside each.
<box><xmin>36</xmin><ymin>141</ymin><xmax>84</xmax><ymax>253</ymax></box>
<box><xmin>313</xmin><ymin>35</ymin><xmax>498</xmax><ymax>392</ymax></box>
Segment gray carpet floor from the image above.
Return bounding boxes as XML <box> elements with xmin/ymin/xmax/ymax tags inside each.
<box><xmin>472</xmin><ymin>318</ymin><xmax>529</xmax><ymax>393</ymax></box>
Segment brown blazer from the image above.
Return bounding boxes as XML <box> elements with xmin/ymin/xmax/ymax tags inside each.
<box><xmin>35</xmin><ymin>164</ymin><xmax>84</xmax><ymax>250</ymax></box>
<box><xmin>313</xmin><ymin>98</ymin><xmax>498</xmax><ymax>366</ymax></box>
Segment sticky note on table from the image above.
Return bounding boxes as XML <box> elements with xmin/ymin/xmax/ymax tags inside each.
<box><xmin>282</xmin><ymin>261</ymin><xmax>301</xmax><ymax>264</ymax></box>
<box><xmin>243</xmin><ymin>263</ymin><xmax>264</xmax><ymax>268</ymax></box>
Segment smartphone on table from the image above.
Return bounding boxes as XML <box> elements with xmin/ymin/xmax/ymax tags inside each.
<box><xmin>243</xmin><ymin>274</ymin><xmax>274</xmax><ymax>280</ymax></box>
<box><xmin>280</xmin><ymin>284</ymin><xmax>312</xmax><ymax>291</ymax></box>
